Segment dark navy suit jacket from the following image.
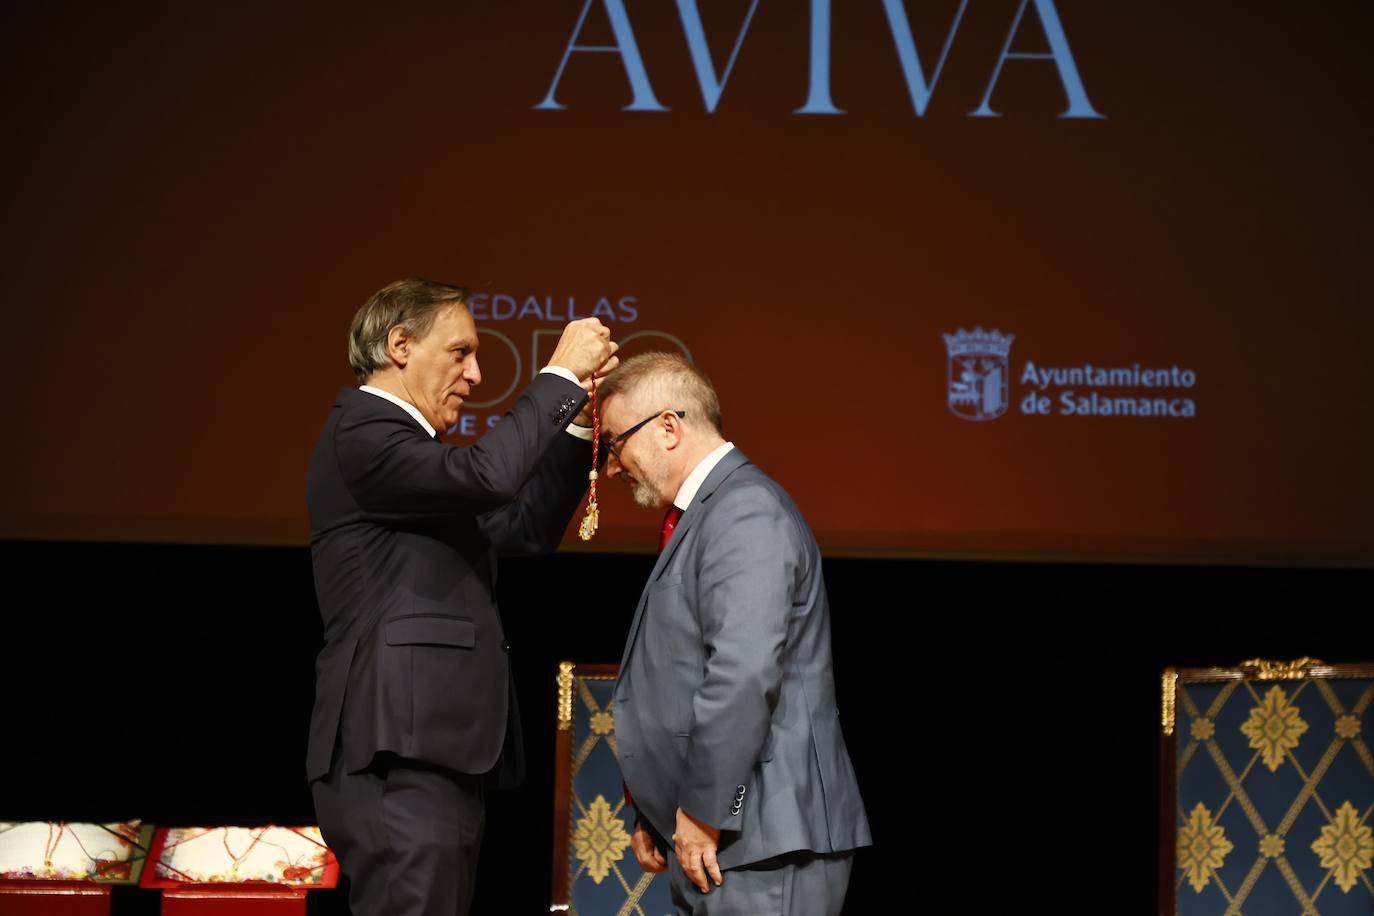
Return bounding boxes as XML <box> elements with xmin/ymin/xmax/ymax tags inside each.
<box><xmin>305</xmin><ymin>375</ymin><xmax>588</xmax><ymax>784</ymax></box>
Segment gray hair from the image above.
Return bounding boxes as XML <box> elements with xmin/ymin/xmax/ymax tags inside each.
<box><xmin>348</xmin><ymin>278</ymin><xmax>470</xmax><ymax>382</ymax></box>
<box><xmin>600</xmin><ymin>351</ymin><xmax>723</xmax><ymax>434</ymax></box>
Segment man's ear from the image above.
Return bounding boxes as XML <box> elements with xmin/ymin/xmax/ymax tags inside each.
<box><xmin>661</xmin><ymin>409</ymin><xmax>684</xmax><ymax>449</ymax></box>
<box><xmin>386</xmin><ymin>325</ymin><xmax>411</xmax><ymax>368</ymax></box>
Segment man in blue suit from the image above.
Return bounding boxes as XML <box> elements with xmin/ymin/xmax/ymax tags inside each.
<box><xmin>601</xmin><ymin>352</ymin><xmax>870</xmax><ymax>915</ymax></box>
<box><xmin>306</xmin><ymin>278</ymin><xmax>616</xmax><ymax>916</ymax></box>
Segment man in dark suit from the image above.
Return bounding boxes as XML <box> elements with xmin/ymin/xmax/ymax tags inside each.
<box><xmin>306</xmin><ymin>278</ymin><xmax>616</xmax><ymax>916</ymax></box>
<box><xmin>602</xmin><ymin>352</ymin><xmax>870</xmax><ymax>916</ymax></box>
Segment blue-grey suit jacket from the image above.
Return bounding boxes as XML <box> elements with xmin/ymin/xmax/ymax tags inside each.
<box><xmin>613</xmin><ymin>448</ymin><xmax>872</xmax><ymax>869</ymax></box>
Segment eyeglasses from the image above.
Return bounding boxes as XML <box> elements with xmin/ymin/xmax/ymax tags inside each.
<box><xmin>602</xmin><ymin>410</ymin><xmax>686</xmax><ymax>460</ymax></box>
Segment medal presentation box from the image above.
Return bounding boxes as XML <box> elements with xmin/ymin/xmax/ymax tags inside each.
<box><xmin>139</xmin><ymin>826</ymin><xmax>338</xmax><ymax>916</ymax></box>
<box><xmin>0</xmin><ymin>820</ymin><xmax>154</xmax><ymax>916</ymax></box>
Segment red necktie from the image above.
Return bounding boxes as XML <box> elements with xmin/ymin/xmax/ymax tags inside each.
<box><xmin>659</xmin><ymin>506</ymin><xmax>683</xmax><ymax>553</ymax></box>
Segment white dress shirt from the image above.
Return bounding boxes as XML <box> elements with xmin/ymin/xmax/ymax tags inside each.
<box><xmin>672</xmin><ymin>441</ymin><xmax>736</xmax><ymax>511</ymax></box>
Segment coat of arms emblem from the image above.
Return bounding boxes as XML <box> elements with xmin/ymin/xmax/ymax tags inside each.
<box><xmin>943</xmin><ymin>328</ymin><xmax>1014</xmax><ymax>421</ymax></box>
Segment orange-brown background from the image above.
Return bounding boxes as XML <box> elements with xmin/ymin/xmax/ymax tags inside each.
<box><xmin>2</xmin><ymin>1</ymin><xmax>1370</xmax><ymax>562</ymax></box>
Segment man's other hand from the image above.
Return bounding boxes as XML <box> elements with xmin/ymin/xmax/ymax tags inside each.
<box><xmin>631</xmin><ymin>822</ymin><xmax>667</xmax><ymax>874</ymax></box>
<box><xmin>672</xmin><ymin>806</ymin><xmax>722</xmax><ymax>893</ymax></box>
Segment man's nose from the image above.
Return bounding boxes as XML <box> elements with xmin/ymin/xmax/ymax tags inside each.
<box><xmin>606</xmin><ymin>450</ymin><xmax>623</xmax><ymax>479</ymax></box>
<box><xmin>465</xmin><ymin>355</ymin><xmax>481</xmax><ymax>386</ymax></box>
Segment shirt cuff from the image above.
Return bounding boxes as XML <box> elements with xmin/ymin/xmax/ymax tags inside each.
<box><xmin>565</xmin><ymin>422</ymin><xmax>594</xmax><ymax>441</ymax></box>
<box><xmin>540</xmin><ymin>365</ymin><xmax>580</xmax><ymax>386</ymax></box>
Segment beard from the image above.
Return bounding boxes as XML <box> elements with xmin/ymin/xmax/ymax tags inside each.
<box><xmin>629</xmin><ymin>475</ymin><xmax>665</xmax><ymax>509</ymax></box>
<box><xmin>618</xmin><ymin>445</ymin><xmax>671</xmax><ymax>509</ymax></box>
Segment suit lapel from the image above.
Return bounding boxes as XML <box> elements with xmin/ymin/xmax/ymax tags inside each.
<box><xmin>617</xmin><ymin>449</ymin><xmax>750</xmax><ymax>676</ymax></box>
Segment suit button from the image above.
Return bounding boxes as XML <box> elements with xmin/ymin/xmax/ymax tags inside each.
<box><xmin>501</xmin><ymin>640</ymin><xmax>510</xmax><ymax>653</ymax></box>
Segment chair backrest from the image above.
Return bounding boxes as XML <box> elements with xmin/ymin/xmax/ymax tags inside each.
<box><xmin>1161</xmin><ymin>658</ymin><xmax>1374</xmax><ymax>915</ymax></box>
<box><xmin>551</xmin><ymin>662</ymin><xmax>674</xmax><ymax>916</ymax></box>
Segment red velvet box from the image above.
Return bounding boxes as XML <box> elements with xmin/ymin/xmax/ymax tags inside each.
<box><xmin>0</xmin><ymin>880</ymin><xmax>111</xmax><ymax>916</ymax></box>
<box><xmin>0</xmin><ymin>819</ymin><xmax>152</xmax><ymax>914</ymax></box>
<box><xmin>160</xmin><ymin>885</ymin><xmax>307</xmax><ymax>916</ymax></box>
<box><xmin>140</xmin><ymin>826</ymin><xmax>337</xmax><ymax>916</ymax></box>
